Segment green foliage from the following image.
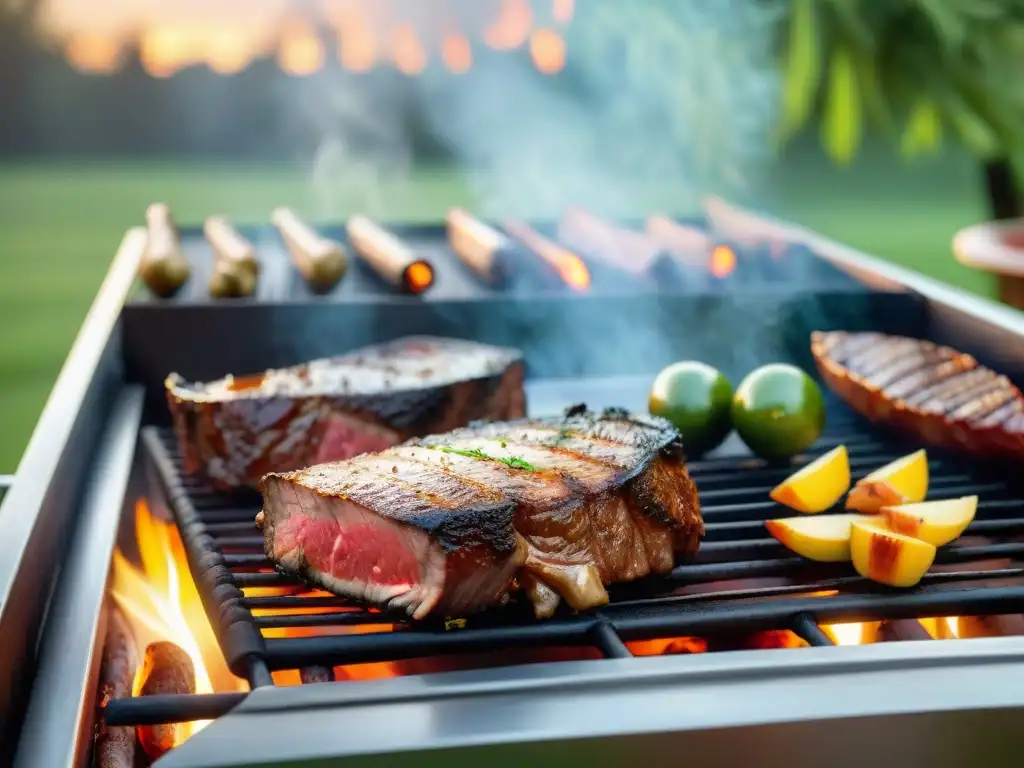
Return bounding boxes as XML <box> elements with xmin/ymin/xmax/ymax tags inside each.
<box><xmin>775</xmin><ymin>0</ymin><xmax>1024</xmax><ymax>168</ymax></box>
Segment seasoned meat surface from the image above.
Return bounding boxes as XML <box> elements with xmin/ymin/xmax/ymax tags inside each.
<box><xmin>258</xmin><ymin>406</ymin><xmax>704</xmax><ymax>619</ymax></box>
<box><xmin>166</xmin><ymin>336</ymin><xmax>525</xmax><ymax>490</ymax></box>
<box><xmin>812</xmin><ymin>331</ymin><xmax>1024</xmax><ymax>458</ymax></box>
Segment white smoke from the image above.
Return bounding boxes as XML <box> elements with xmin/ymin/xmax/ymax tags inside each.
<box><xmin>308</xmin><ymin>0</ymin><xmax>783</xmax><ymax>218</ymax></box>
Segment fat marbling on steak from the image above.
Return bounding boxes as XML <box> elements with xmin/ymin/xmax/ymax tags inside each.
<box><xmin>256</xmin><ymin>406</ymin><xmax>704</xmax><ymax>619</ymax></box>
<box><xmin>166</xmin><ymin>336</ymin><xmax>525</xmax><ymax>490</ymax></box>
<box><xmin>812</xmin><ymin>330</ymin><xmax>1024</xmax><ymax>459</ymax></box>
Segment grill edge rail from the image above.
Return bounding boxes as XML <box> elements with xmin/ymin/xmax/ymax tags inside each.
<box><xmin>105</xmin><ymin>417</ymin><xmax>1024</xmax><ymax>726</ymax></box>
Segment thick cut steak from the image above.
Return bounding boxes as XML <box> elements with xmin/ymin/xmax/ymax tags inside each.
<box><xmin>166</xmin><ymin>336</ymin><xmax>525</xmax><ymax>490</ymax></box>
<box><xmin>257</xmin><ymin>406</ymin><xmax>704</xmax><ymax>619</ymax></box>
<box><xmin>812</xmin><ymin>331</ymin><xmax>1024</xmax><ymax>459</ymax></box>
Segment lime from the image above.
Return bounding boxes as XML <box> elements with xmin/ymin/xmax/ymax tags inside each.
<box><xmin>649</xmin><ymin>361</ymin><xmax>734</xmax><ymax>457</ymax></box>
<box><xmin>731</xmin><ymin>364</ymin><xmax>826</xmax><ymax>460</ymax></box>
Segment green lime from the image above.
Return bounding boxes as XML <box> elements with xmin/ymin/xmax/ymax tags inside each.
<box><xmin>731</xmin><ymin>364</ymin><xmax>826</xmax><ymax>460</ymax></box>
<box><xmin>649</xmin><ymin>362</ymin><xmax>734</xmax><ymax>457</ymax></box>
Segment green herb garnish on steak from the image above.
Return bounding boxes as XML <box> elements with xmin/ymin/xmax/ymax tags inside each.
<box><xmin>427</xmin><ymin>444</ymin><xmax>537</xmax><ymax>471</ymax></box>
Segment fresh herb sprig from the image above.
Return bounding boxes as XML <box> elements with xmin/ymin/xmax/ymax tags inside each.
<box><xmin>427</xmin><ymin>444</ymin><xmax>538</xmax><ymax>472</ymax></box>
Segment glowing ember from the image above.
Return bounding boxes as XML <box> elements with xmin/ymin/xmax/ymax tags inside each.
<box><xmin>406</xmin><ymin>262</ymin><xmax>435</xmax><ymax>293</ymax></box>
<box><xmin>628</xmin><ymin>637</ymin><xmax>707</xmax><ymax>656</ymax></box>
<box><xmin>709</xmin><ymin>245</ymin><xmax>737</xmax><ymax>278</ymax></box>
<box><xmin>503</xmin><ymin>221</ymin><xmax>591</xmax><ymax>291</ymax></box>
<box><xmin>111</xmin><ymin>500</ymin><xmax>247</xmax><ymax>745</ymax></box>
<box><xmin>822</xmin><ymin>622</ymin><xmax>867</xmax><ymax>645</ymax></box>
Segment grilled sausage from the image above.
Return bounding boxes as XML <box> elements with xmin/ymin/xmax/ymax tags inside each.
<box><xmin>446</xmin><ymin>208</ymin><xmax>512</xmax><ymax>285</ymax></box>
<box><xmin>346</xmin><ymin>214</ymin><xmax>434</xmax><ymax>293</ymax></box>
<box><xmin>272</xmin><ymin>207</ymin><xmax>348</xmax><ymax>293</ymax></box>
<box><xmin>140</xmin><ymin>203</ymin><xmax>191</xmax><ymax>298</ymax></box>
<box><xmin>205</xmin><ymin>216</ymin><xmax>259</xmax><ymax>298</ymax></box>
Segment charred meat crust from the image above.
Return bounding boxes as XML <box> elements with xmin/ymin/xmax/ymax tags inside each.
<box><xmin>260</xmin><ymin>468</ymin><xmax>519</xmax><ymax>554</ymax></box>
<box><xmin>165</xmin><ymin>336</ymin><xmax>526</xmax><ymax>489</ymax></box>
<box><xmin>811</xmin><ymin>330</ymin><xmax>1024</xmax><ymax>459</ymax></box>
<box><xmin>258</xmin><ymin>405</ymin><xmax>703</xmax><ymax>618</ymax></box>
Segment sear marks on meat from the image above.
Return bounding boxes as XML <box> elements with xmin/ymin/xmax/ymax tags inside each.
<box><xmin>812</xmin><ymin>331</ymin><xmax>1024</xmax><ymax>459</ymax></box>
<box><xmin>166</xmin><ymin>336</ymin><xmax>525</xmax><ymax>490</ymax></box>
<box><xmin>257</xmin><ymin>406</ymin><xmax>704</xmax><ymax>620</ymax></box>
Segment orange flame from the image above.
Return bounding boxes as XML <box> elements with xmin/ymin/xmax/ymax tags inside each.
<box><xmin>111</xmin><ymin>500</ymin><xmax>248</xmax><ymax>746</ymax></box>
<box><xmin>709</xmin><ymin>245</ymin><xmax>737</xmax><ymax>278</ymax></box>
<box><xmin>919</xmin><ymin>617</ymin><xmax>960</xmax><ymax>639</ymax></box>
<box><xmin>529</xmin><ymin>28</ymin><xmax>566</xmax><ymax>74</ymax></box>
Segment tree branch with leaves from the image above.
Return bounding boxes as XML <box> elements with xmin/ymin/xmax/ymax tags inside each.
<box><xmin>776</xmin><ymin>0</ymin><xmax>1024</xmax><ymax>215</ymax></box>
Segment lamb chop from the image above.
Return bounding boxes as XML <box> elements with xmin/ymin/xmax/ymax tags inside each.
<box><xmin>811</xmin><ymin>331</ymin><xmax>1024</xmax><ymax>459</ymax></box>
<box><xmin>256</xmin><ymin>406</ymin><xmax>704</xmax><ymax>620</ymax></box>
<box><xmin>166</xmin><ymin>336</ymin><xmax>525</xmax><ymax>490</ymax></box>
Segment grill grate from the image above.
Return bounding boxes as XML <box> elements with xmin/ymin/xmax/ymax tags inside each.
<box><xmin>105</xmin><ymin>408</ymin><xmax>1024</xmax><ymax>726</ymax></box>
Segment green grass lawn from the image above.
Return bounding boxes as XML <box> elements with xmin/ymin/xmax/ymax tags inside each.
<box><xmin>0</xmin><ymin>148</ymin><xmax>1000</xmax><ymax>473</ymax></box>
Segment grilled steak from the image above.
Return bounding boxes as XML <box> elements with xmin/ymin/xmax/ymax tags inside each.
<box><xmin>257</xmin><ymin>406</ymin><xmax>704</xmax><ymax>619</ymax></box>
<box><xmin>166</xmin><ymin>336</ymin><xmax>525</xmax><ymax>490</ymax></box>
<box><xmin>812</xmin><ymin>331</ymin><xmax>1024</xmax><ymax>459</ymax></box>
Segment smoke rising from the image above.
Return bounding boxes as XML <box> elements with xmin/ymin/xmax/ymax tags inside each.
<box><xmin>302</xmin><ymin>0</ymin><xmax>782</xmax><ymax>218</ymax></box>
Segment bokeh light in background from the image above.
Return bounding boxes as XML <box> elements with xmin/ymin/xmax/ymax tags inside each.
<box><xmin>45</xmin><ymin>0</ymin><xmax>573</xmax><ymax>78</ymax></box>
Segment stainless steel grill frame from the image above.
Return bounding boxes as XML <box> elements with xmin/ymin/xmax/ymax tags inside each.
<box><xmin>7</xmin><ymin>206</ymin><xmax>1024</xmax><ymax>767</ymax></box>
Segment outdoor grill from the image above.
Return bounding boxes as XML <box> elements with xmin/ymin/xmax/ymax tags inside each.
<box><xmin>7</xmin><ymin>200</ymin><xmax>1024</xmax><ymax>768</ymax></box>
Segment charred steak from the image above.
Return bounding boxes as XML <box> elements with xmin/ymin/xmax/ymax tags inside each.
<box><xmin>166</xmin><ymin>336</ymin><xmax>525</xmax><ymax>490</ymax></box>
<box><xmin>257</xmin><ymin>406</ymin><xmax>704</xmax><ymax>619</ymax></box>
<box><xmin>812</xmin><ymin>331</ymin><xmax>1024</xmax><ymax>459</ymax></box>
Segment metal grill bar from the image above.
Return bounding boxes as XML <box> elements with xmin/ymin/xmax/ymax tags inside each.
<box><xmin>111</xmin><ymin>414</ymin><xmax>1024</xmax><ymax>727</ymax></box>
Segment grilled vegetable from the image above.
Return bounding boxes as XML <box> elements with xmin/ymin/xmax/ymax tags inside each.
<box><xmin>881</xmin><ymin>496</ymin><xmax>977</xmax><ymax>547</ymax></box>
<box><xmin>845</xmin><ymin>449</ymin><xmax>928</xmax><ymax>513</ymax></box>
<box><xmin>769</xmin><ymin>444</ymin><xmax>850</xmax><ymax>513</ymax></box>
<box><xmin>811</xmin><ymin>331</ymin><xmax>1024</xmax><ymax>460</ymax></box>
<box><xmin>272</xmin><ymin>207</ymin><xmax>348</xmax><ymax>293</ymax></box>
<box><xmin>648</xmin><ymin>361</ymin><xmax>733</xmax><ymax>456</ymax></box>
<box><xmin>205</xmin><ymin>215</ymin><xmax>259</xmax><ymax>299</ymax></box>
<box><xmin>765</xmin><ymin>512</ymin><xmax>870</xmax><ymax>562</ymax></box>
<box><xmin>850</xmin><ymin>520</ymin><xmax>936</xmax><ymax>588</ymax></box>
<box><xmin>140</xmin><ymin>203</ymin><xmax>191</xmax><ymax>298</ymax></box>
<box><xmin>731</xmin><ymin>364</ymin><xmax>826</xmax><ymax>460</ymax></box>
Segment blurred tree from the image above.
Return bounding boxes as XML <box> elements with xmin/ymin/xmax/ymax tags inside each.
<box><xmin>775</xmin><ymin>0</ymin><xmax>1024</xmax><ymax>218</ymax></box>
<box><xmin>0</xmin><ymin>0</ymin><xmax>43</xmax><ymax>151</ymax></box>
